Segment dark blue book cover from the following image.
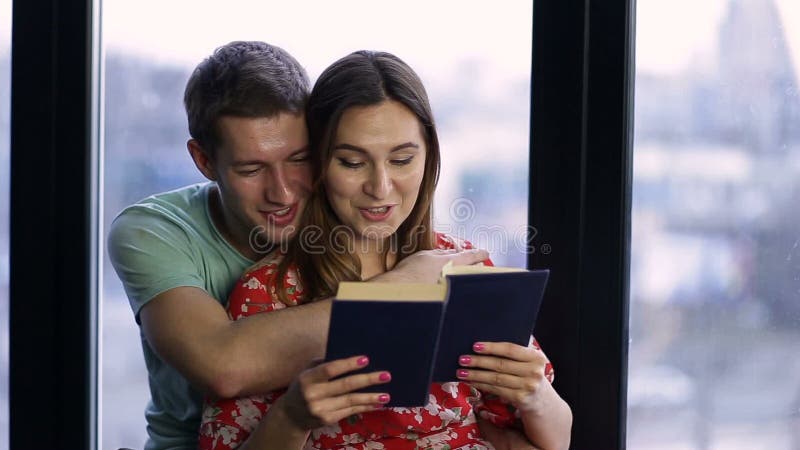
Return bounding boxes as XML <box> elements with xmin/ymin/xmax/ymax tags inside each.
<box><xmin>324</xmin><ymin>291</ymin><xmax>445</xmax><ymax>407</ymax></box>
<box><xmin>431</xmin><ymin>269</ymin><xmax>550</xmax><ymax>382</ymax></box>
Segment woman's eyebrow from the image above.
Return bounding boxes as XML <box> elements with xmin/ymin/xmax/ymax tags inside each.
<box><xmin>333</xmin><ymin>142</ymin><xmax>420</xmax><ymax>153</ymax></box>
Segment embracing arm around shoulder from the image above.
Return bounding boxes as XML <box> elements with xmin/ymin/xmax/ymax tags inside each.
<box><xmin>140</xmin><ymin>248</ymin><xmax>492</xmax><ymax>399</ymax></box>
<box><xmin>140</xmin><ymin>287</ymin><xmax>331</xmax><ymax>399</ymax></box>
<box><xmin>109</xmin><ymin>209</ymin><xmax>332</xmax><ymax>399</ymax></box>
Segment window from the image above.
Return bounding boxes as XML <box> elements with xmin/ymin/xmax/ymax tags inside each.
<box><xmin>100</xmin><ymin>1</ymin><xmax>533</xmax><ymax>447</ymax></box>
<box><xmin>628</xmin><ymin>0</ymin><xmax>800</xmax><ymax>447</ymax></box>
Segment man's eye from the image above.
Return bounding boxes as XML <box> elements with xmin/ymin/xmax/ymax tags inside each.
<box><xmin>337</xmin><ymin>158</ymin><xmax>364</xmax><ymax>169</ymax></box>
<box><xmin>237</xmin><ymin>168</ymin><xmax>260</xmax><ymax>176</ymax></box>
<box><xmin>391</xmin><ymin>156</ymin><xmax>414</xmax><ymax>166</ymax></box>
<box><xmin>291</xmin><ymin>152</ymin><xmax>310</xmax><ymax>162</ymax></box>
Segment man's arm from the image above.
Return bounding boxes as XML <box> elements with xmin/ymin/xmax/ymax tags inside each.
<box><xmin>141</xmin><ymin>248</ymin><xmax>490</xmax><ymax>399</ymax></box>
<box><xmin>140</xmin><ymin>286</ymin><xmax>330</xmax><ymax>399</ymax></box>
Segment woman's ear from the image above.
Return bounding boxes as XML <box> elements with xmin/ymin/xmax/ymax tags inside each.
<box><xmin>187</xmin><ymin>139</ymin><xmax>217</xmax><ymax>181</ymax></box>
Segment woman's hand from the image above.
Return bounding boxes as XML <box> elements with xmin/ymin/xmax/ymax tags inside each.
<box><xmin>477</xmin><ymin>417</ymin><xmax>540</xmax><ymax>450</ymax></box>
<box><xmin>456</xmin><ymin>341</ymin><xmax>550</xmax><ymax>415</ymax></box>
<box><xmin>278</xmin><ymin>355</ymin><xmax>392</xmax><ymax>431</ymax></box>
<box><xmin>456</xmin><ymin>341</ymin><xmax>572</xmax><ymax>450</ymax></box>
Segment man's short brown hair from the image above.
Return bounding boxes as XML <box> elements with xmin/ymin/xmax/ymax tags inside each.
<box><xmin>183</xmin><ymin>41</ymin><xmax>310</xmax><ymax>157</ymax></box>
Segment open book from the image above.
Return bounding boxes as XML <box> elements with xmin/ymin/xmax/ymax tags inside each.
<box><xmin>324</xmin><ymin>263</ymin><xmax>550</xmax><ymax>407</ymax></box>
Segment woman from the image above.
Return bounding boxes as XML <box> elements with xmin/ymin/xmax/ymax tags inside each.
<box><xmin>199</xmin><ymin>50</ymin><xmax>572</xmax><ymax>450</ymax></box>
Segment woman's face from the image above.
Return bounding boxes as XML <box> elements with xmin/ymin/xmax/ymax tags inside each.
<box><xmin>325</xmin><ymin>99</ymin><xmax>427</xmax><ymax>243</ymax></box>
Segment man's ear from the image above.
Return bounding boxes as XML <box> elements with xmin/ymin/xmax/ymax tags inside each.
<box><xmin>187</xmin><ymin>139</ymin><xmax>217</xmax><ymax>181</ymax></box>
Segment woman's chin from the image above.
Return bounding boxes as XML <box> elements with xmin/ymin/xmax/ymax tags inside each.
<box><xmin>352</xmin><ymin>226</ymin><xmax>399</xmax><ymax>247</ymax></box>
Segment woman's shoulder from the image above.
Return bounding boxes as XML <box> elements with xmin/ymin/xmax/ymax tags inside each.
<box><xmin>227</xmin><ymin>251</ymin><xmax>304</xmax><ymax>319</ymax></box>
<box><xmin>434</xmin><ymin>232</ymin><xmax>493</xmax><ymax>266</ymax></box>
<box><xmin>244</xmin><ymin>249</ymin><xmax>286</xmax><ymax>276</ymax></box>
<box><xmin>434</xmin><ymin>232</ymin><xmax>474</xmax><ymax>250</ymax></box>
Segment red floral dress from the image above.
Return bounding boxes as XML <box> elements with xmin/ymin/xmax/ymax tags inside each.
<box><xmin>198</xmin><ymin>234</ymin><xmax>555</xmax><ymax>450</ymax></box>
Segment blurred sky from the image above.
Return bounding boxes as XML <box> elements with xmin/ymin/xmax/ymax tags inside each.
<box><xmin>1</xmin><ymin>0</ymin><xmax>799</xmax><ymax>78</ymax></box>
<box><xmin>96</xmin><ymin>0</ymin><xmax>532</xmax><ymax>91</ymax></box>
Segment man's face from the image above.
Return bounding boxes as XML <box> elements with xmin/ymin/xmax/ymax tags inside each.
<box><xmin>210</xmin><ymin>113</ymin><xmax>312</xmax><ymax>252</ymax></box>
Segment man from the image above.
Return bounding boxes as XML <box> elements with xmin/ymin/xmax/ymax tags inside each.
<box><xmin>108</xmin><ymin>41</ymin><xmax>490</xmax><ymax>450</ymax></box>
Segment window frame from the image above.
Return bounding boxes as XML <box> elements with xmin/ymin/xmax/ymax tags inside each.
<box><xmin>529</xmin><ymin>1</ymin><xmax>634</xmax><ymax>448</ymax></box>
<box><xmin>9</xmin><ymin>0</ymin><xmax>100</xmax><ymax>448</ymax></box>
<box><xmin>8</xmin><ymin>0</ymin><xmax>635</xmax><ymax>448</ymax></box>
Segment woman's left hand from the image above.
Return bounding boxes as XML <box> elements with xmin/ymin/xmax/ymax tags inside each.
<box><xmin>456</xmin><ymin>341</ymin><xmax>550</xmax><ymax>415</ymax></box>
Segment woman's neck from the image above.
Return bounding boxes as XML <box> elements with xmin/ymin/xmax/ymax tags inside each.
<box><xmin>354</xmin><ymin>237</ymin><xmax>397</xmax><ymax>280</ymax></box>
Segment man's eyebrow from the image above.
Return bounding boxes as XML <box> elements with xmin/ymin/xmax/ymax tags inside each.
<box><xmin>231</xmin><ymin>160</ymin><xmax>263</xmax><ymax>167</ymax></box>
<box><xmin>333</xmin><ymin>142</ymin><xmax>420</xmax><ymax>153</ymax></box>
<box><xmin>231</xmin><ymin>146</ymin><xmax>310</xmax><ymax>166</ymax></box>
<box><xmin>289</xmin><ymin>145</ymin><xmax>310</xmax><ymax>156</ymax></box>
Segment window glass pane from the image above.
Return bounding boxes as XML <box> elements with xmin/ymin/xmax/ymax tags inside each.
<box><xmin>629</xmin><ymin>1</ymin><xmax>800</xmax><ymax>448</ymax></box>
<box><xmin>101</xmin><ymin>2</ymin><xmax>532</xmax><ymax>447</ymax></box>
<box><xmin>0</xmin><ymin>0</ymin><xmax>11</xmax><ymax>448</ymax></box>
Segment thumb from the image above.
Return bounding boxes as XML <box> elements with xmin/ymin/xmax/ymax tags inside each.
<box><xmin>307</xmin><ymin>357</ymin><xmax>325</xmax><ymax>369</ymax></box>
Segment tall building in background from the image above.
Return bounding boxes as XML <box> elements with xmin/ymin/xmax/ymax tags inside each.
<box><xmin>718</xmin><ymin>0</ymin><xmax>800</xmax><ymax>152</ymax></box>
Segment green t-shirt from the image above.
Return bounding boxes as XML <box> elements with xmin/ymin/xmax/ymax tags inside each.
<box><xmin>107</xmin><ymin>182</ymin><xmax>256</xmax><ymax>450</ymax></box>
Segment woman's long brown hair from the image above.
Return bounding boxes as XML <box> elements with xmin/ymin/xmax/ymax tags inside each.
<box><xmin>274</xmin><ymin>50</ymin><xmax>441</xmax><ymax>305</ymax></box>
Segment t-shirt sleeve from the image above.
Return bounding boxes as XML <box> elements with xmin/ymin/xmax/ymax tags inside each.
<box><xmin>107</xmin><ymin>208</ymin><xmax>206</xmax><ymax>323</ymax></box>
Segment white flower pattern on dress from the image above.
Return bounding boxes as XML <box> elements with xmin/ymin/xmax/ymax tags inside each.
<box><xmin>232</xmin><ymin>398</ymin><xmax>263</xmax><ymax>431</ymax></box>
<box><xmin>242</xmin><ymin>277</ymin><xmax>263</xmax><ymax>290</ymax></box>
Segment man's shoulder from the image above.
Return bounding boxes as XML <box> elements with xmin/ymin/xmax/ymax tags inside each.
<box><xmin>113</xmin><ymin>183</ymin><xmax>211</xmax><ymax>227</ymax></box>
<box><xmin>124</xmin><ymin>182</ymin><xmax>209</xmax><ymax>213</ymax></box>
<box><xmin>108</xmin><ymin>182</ymin><xmax>216</xmax><ymax>255</ymax></box>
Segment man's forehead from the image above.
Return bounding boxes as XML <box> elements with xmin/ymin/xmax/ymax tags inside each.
<box><xmin>216</xmin><ymin>114</ymin><xmax>308</xmax><ymax>152</ymax></box>
<box><xmin>217</xmin><ymin>113</ymin><xmax>307</xmax><ymax>133</ymax></box>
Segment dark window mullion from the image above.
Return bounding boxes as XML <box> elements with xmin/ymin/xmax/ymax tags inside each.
<box><xmin>10</xmin><ymin>0</ymin><xmax>97</xmax><ymax>448</ymax></box>
<box><xmin>530</xmin><ymin>0</ymin><xmax>634</xmax><ymax>448</ymax></box>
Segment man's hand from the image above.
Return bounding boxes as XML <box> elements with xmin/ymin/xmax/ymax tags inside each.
<box><xmin>371</xmin><ymin>248</ymin><xmax>490</xmax><ymax>284</ymax></box>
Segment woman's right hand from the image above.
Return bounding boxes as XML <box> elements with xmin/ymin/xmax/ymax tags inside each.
<box><xmin>277</xmin><ymin>355</ymin><xmax>392</xmax><ymax>431</ymax></box>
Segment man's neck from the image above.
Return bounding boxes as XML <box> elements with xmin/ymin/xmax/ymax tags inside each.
<box><xmin>207</xmin><ymin>185</ymin><xmax>261</xmax><ymax>261</ymax></box>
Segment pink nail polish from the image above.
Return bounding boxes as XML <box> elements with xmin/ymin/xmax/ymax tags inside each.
<box><xmin>457</xmin><ymin>369</ymin><xmax>469</xmax><ymax>379</ymax></box>
<box><xmin>473</xmin><ymin>342</ymin><xmax>485</xmax><ymax>352</ymax></box>
<box><xmin>379</xmin><ymin>372</ymin><xmax>392</xmax><ymax>382</ymax></box>
<box><xmin>459</xmin><ymin>355</ymin><xmax>472</xmax><ymax>365</ymax></box>
<box><xmin>356</xmin><ymin>356</ymin><xmax>369</xmax><ymax>366</ymax></box>
<box><xmin>378</xmin><ymin>394</ymin><xmax>390</xmax><ymax>403</ymax></box>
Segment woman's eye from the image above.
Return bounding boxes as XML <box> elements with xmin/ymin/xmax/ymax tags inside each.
<box><xmin>391</xmin><ymin>156</ymin><xmax>414</xmax><ymax>166</ymax></box>
<box><xmin>337</xmin><ymin>158</ymin><xmax>364</xmax><ymax>169</ymax></box>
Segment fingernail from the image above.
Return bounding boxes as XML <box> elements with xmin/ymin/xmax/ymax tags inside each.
<box><xmin>459</xmin><ymin>355</ymin><xmax>472</xmax><ymax>365</ymax></box>
<box><xmin>456</xmin><ymin>369</ymin><xmax>469</xmax><ymax>379</ymax></box>
<box><xmin>356</xmin><ymin>356</ymin><xmax>369</xmax><ymax>366</ymax></box>
<box><xmin>378</xmin><ymin>394</ymin><xmax>390</xmax><ymax>403</ymax></box>
<box><xmin>473</xmin><ymin>342</ymin><xmax>485</xmax><ymax>352</ymax></box>
<box><xmin>379</xmin><ymin>372</ymin><xmax>392</xmax><ymax>382</ymax></box>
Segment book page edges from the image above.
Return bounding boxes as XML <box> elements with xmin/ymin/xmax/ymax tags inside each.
<box><xmin>441</xmin><ymin>263</ymin><xmax>527</xmax><ymax>276</ymax></box>
<box><xmin>336</xmin><ymin>281</ymin><xmax>446</xmax><ymax>301</ymax></box>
